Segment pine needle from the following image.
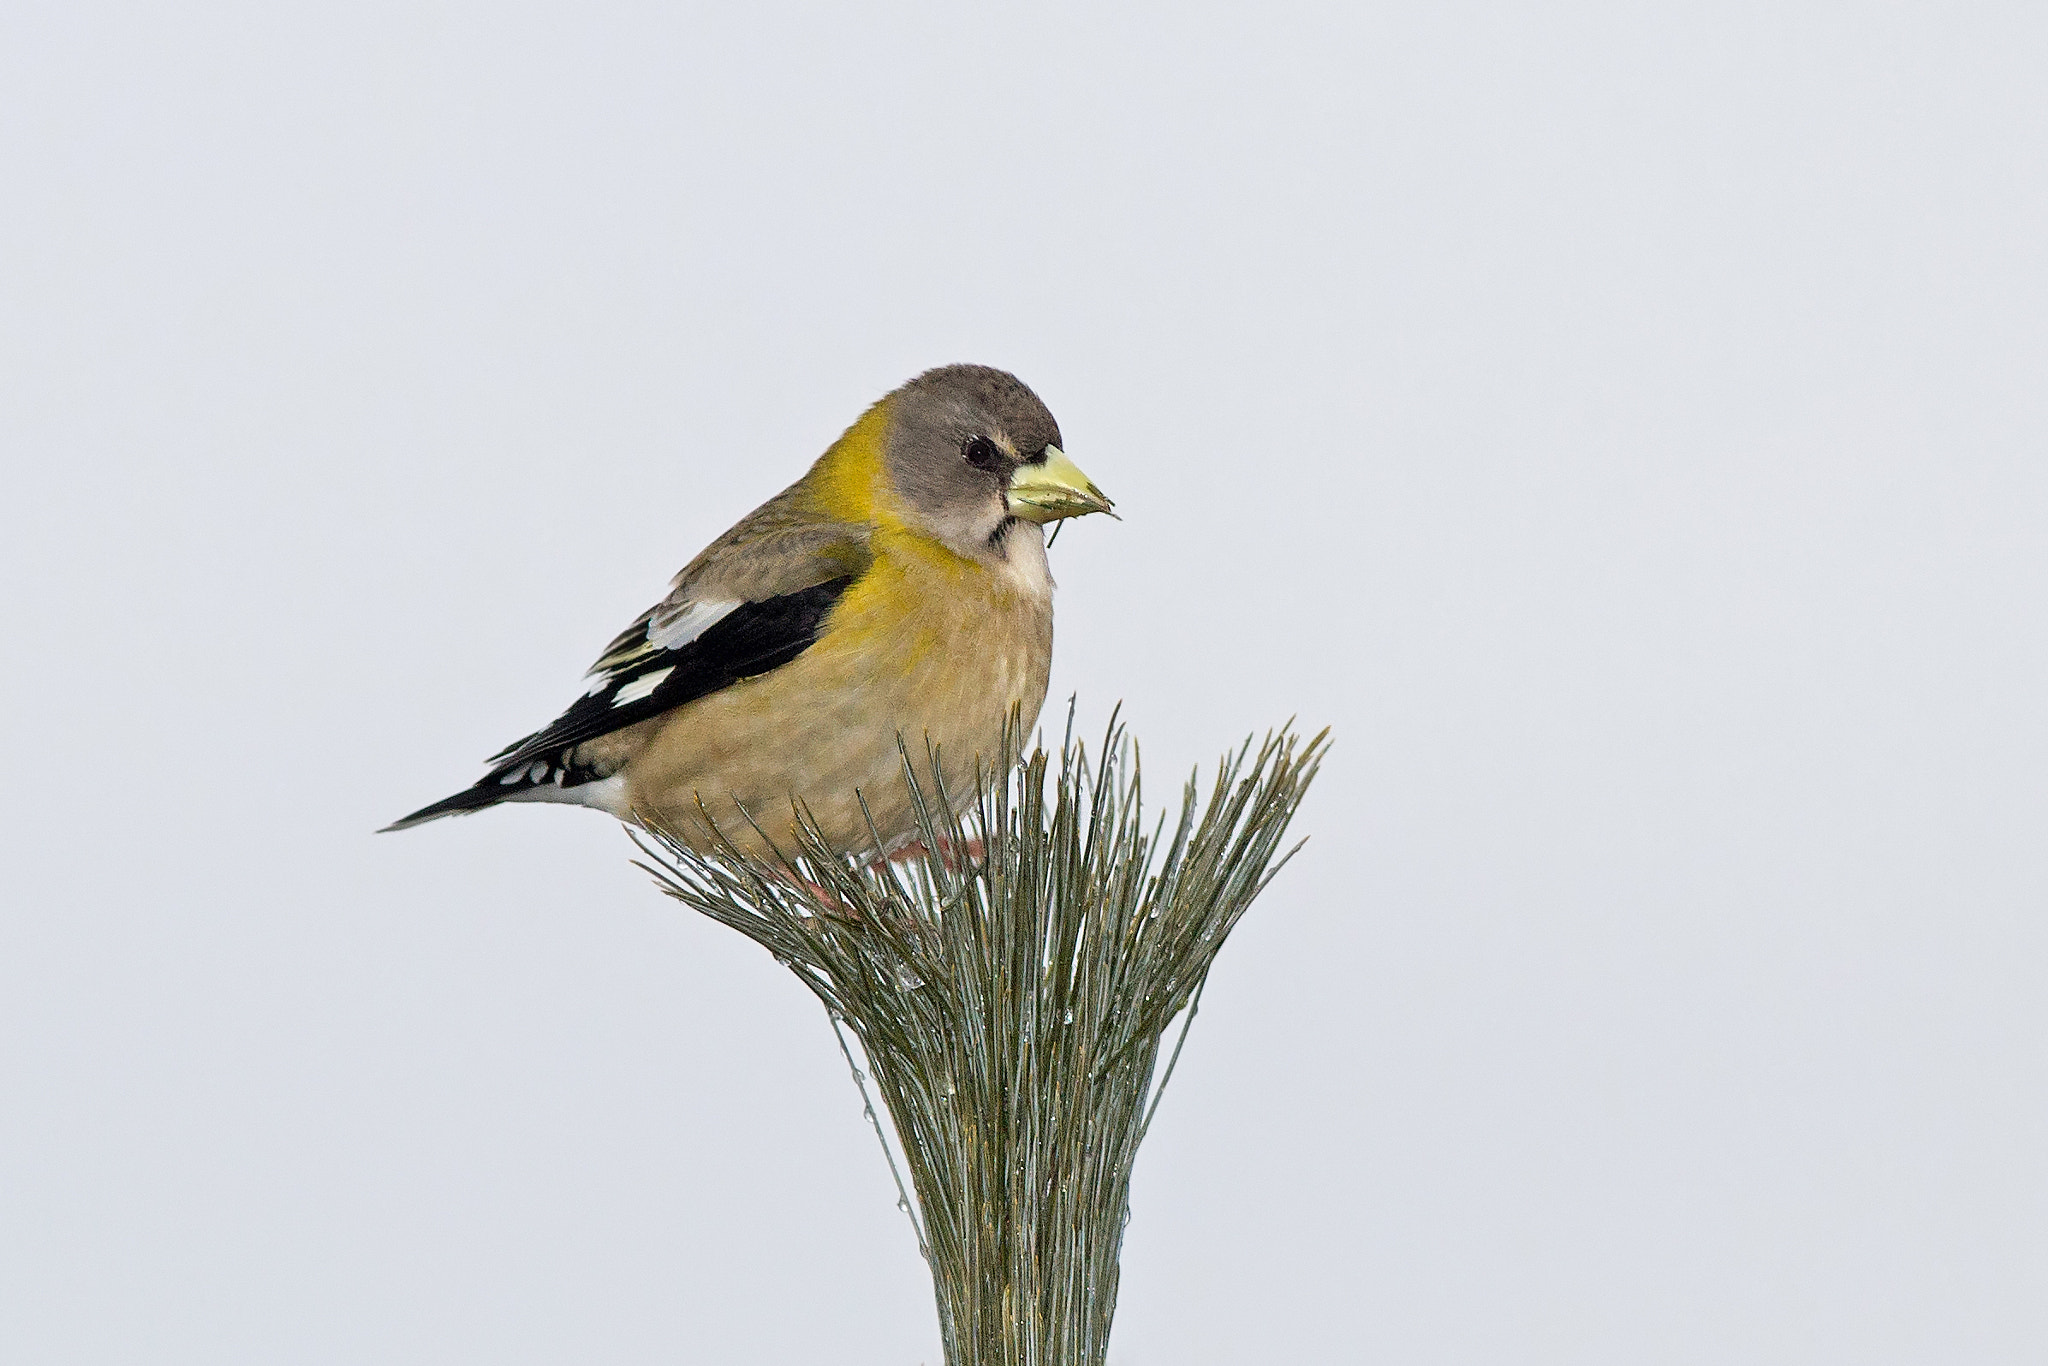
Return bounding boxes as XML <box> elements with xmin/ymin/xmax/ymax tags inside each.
<box><xmin>634</xmin><ymin>711</ymin><xmax>1327</xmax><ymax>1366</ymax></box>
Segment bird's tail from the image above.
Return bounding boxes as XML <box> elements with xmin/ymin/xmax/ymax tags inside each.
<box><xmin>378</xmin><ymin>781</ymin><xmax>514</xmax><ymax>832</ymax></box>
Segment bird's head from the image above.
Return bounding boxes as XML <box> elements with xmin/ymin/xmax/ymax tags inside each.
<box><xmin>878</xmin><ymin>364</ymin><xmax>1115</xmax><ymax>563</ymax></box>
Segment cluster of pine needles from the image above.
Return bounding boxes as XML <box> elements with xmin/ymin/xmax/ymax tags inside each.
<box><xmin>634</xmin><ymin>711</ymin><xmax>1326</xmax><ymax>1366</ymax></box>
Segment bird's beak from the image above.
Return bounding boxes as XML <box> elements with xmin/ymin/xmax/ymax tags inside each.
<box><xmin>1007</xmin><ymin>446</ymin><xmax>1117</xmax><ymax>524</ymax></box>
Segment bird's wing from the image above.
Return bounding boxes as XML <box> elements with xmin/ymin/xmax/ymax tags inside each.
<box><xmin>382</xmin><ymin>515</ymin><xmax>871</xmax><ymax>830</ymax></box>
<box><xmin>491</xmin><ymin>519</ymin><xmax>873</xmax><ymax>769</ymax></box>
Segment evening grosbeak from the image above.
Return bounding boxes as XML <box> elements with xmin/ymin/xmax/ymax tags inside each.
<box><xmin>384</xmin><ymin>364</ymin><xmax>1114</xmax><ymax>857</ymax></box>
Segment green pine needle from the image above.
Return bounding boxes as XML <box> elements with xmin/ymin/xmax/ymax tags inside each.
<box><xmin>633</xmin><ymin>710</ymin><xmax>1327</xmax><ymax>1366</ymax></box>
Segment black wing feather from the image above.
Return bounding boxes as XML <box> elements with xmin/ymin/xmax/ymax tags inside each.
<box><xmin>382</xmin><ymin>576</ymin><xmax>852</xmax><ymax>831</ymax></box>
<box><xmin>490</xmin><ymin>575</ymin><xmax>853</xmax><ymax>768</ymax></box>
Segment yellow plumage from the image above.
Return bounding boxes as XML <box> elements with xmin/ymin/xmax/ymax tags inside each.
<box><xmin>386</xmin><ymin>364</ymin><xmax>1113</xmax><ymax>855</ymax></box>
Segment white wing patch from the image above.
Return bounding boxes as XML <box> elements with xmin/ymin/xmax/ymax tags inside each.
<box><xmin>611</xmin><ymin>666</ymin><xmax>674</xmax><ymax>707</ymax></box>
<box><xmin>647</xmin><ymin>598</ymin><xmax>741</xmax><ymax>649</ymax></box>
<box><xmin>584</xmin><ymin>598</ymin><xmax>741</xmax><ymax>696</ymax></box>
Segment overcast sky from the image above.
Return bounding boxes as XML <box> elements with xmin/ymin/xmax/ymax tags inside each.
<box><xmin>4</xmin><ymin>3</ymin><xmax>2044</xmax><ymax>1362</ymax></box>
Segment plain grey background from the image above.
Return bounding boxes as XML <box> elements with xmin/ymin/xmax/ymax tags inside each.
<box><xmin>4</xmin><ymin>2</ymin><xmax>2043</xmax><ymax>1362</ymax></box>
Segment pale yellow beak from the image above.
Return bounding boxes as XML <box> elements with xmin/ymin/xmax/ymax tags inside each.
<box><xmin>1007</xmin><ymin>446</ymin><xmax>1116</xmax><ymax>524</ymax></box>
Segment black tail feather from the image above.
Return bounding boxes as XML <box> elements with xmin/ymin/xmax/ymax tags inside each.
<box><xmin>379</xmin><ymin>780</ymin><xmax>518</xmax><ymax>832</ymax></box>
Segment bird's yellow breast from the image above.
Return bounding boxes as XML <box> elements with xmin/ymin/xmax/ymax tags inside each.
<box><xmin>622</xmin><ymin>512</ymin><xmax>1054</xmax><ymax>857</ymax></box>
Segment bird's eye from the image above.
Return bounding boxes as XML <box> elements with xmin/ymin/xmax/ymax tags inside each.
<box><xmin>962</xmin><ymin>436</ymin><xmax>1003</xmax><ymax>471</ymax></box>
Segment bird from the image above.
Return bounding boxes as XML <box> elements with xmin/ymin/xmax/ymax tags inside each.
<box><xmin>383</xmin><ymin>363</ymin><xmax>1115</xmax><ymax>859</ymax></box>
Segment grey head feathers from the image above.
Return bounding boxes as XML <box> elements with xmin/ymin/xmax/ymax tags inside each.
<box><xmin>884</xmin><ymin>364</ymin><xmax>1064</xmax><ymax>560</ymax></box>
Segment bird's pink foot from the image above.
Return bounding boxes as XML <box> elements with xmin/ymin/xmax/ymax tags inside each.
<box><xmin>881</xmin><ymin>834</ymin><xmax>985</xmax><ymax>873</ymax></box>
